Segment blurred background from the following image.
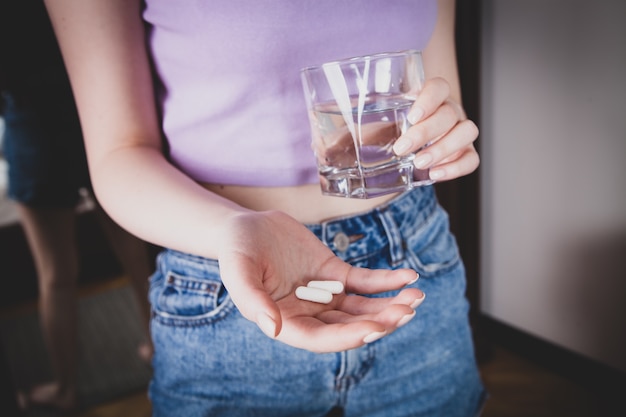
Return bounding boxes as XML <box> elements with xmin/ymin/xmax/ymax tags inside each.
<box><xmin>479</xmin><ymin>0</ymin><xmax>626</xmax><ymax>374</ymax></box>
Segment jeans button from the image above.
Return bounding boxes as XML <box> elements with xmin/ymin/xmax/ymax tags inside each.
<box><xmin>333</xmin><ymin>232</ymin><xmax>350</xmax><ymax>252</ymax></box>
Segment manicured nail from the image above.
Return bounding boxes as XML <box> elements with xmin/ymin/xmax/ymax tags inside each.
<box><xmin>363</xmin><ymin>330</ymin><xmax>387</xmax><ymax>344</ymax></box>
<box><xmin>414</xmin><ymin>153</ymin><xmax>433</xmax><ymax>169</ymax></box>
<box><xmin>397</xmin><ymin>311</ymin><xmax>416</xmax><ymax>327</ymax></box>
<box><xmin>393</xmin><ymin>137</ymin><xmax>411</xmax><ymax>155</ymax></box>
<box><xmin>429</xmin><ymin>169</ymin><xmax>445</xmax><ymax>180</ymax></box>
<box><xmin>408</xmin><ymin>107</ymin><xmax>424</xmax><ymax>124</ymax></box>
<box><xmin>410</xmin><ymin>293</ymin><xmax>426</xmax><ymax>309</ymax></box>
<box><xmin>256</xmin><ymin>313</ymin><xmax>278</xmax><ymax>338</ymax></box>
<box><xmin>406</xmin><ymin>273</ymin><xmax>420</xmax><ymax>285</ymax></box>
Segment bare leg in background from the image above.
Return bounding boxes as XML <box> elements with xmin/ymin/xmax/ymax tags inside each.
<box><xmin>15</xmin><ymin>201</ymin><xmax>154</xmax><ymax>411</ymax></box>
<box><xmin>94</xmin><ymin>205</ymin><xmax>153</xmax><ymax>362</ymax></box>
<box><xmin>16</xmin><ymin>204</ymin><xmax>79</xmax><ymax>411</ymax></box>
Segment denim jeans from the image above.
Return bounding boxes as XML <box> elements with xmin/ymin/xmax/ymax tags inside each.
<box><xmin>1</xmin><ymin>91</ymin><xmax>90</xmax><ymax>208</ymax></box>
<box><xmin>148</xmin><ymin>186</ymin><xmax>486</xmax><ymax>417</ymax></box>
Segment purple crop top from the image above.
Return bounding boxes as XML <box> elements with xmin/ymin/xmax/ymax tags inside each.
<box><xmin>142</xmin><ymin>0</ymin><xmax>437</xmax><ymax>186</ymax></box>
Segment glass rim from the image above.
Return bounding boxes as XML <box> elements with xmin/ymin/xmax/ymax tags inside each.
<box><xmin>300</xmin><ymin>49</ymin><xmax>422</xmax><ymax>74</ymax></box>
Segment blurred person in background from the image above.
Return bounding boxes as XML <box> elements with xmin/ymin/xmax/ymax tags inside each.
<box><xmin>1</xmin><ymin>1</ymin><xmax>153</xmax><ymax>412</ymax></box>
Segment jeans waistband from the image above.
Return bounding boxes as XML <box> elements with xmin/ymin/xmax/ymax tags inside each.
<box><xmin>306</xmin><ymin>186</ymin><xmax>437</xmax><ymax>265</ymax></box>
<box><xmin>161</xmin><ymin>186</ymin><xmax>437</xmax><ymax>271</ymax></box>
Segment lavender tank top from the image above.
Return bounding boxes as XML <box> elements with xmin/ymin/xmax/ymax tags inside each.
<box><xmin>143</xmin><ymin>0</ymin><xmax>437</xmax><ymax>186</ymax></box>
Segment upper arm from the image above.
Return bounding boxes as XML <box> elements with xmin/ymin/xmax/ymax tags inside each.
<box><xmin>43</xmin><ymin>0</ymin><xmax>162</xmax><ymax>167</ymax></box>
<box><xmin>422</xmin><ymin>0</ymin><xmax>463</xmax><ymax>104</ymax></box>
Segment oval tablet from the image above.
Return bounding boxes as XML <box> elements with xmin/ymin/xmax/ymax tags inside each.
<box><xmin>295</xmin><ymin>286</ymin><xmax>333</xmax><ymax>304</ymax></box>
<box><xmin>306</xmin><ymin>280</ymin><xmax>344</xmax><ymax>294</ymax></box>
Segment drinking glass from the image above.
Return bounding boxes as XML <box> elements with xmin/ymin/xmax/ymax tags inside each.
<box><xmin>300</xmin><ymin>50</ymin><xmax>432</xmax><ymax>199</ymax></box>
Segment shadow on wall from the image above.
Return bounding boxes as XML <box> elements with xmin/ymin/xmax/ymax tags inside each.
<box><xmin>551</xmin><ymin>229</ymin><xmax>626</xmax><ymax>373</ymax></box>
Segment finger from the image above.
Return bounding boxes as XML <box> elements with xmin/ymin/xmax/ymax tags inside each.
<box><xmin>343</xmin><ymin>266</ymin><xmax>418</xmax><ymax>294</ymax></box>
<box><xmin>219</xmin><ymin>255</ymin><xmax>283</xmax><ymax>338</ymax></box>
<box><xmin>317</xmin><ymin>301</ymin><xmax>418</xmax><ymax>330</ymax></box>
<box><xmin>393</xmin><ymin>99</ymin><xmax>460</xmax><ymax>156</ymax></box>
<box><xmin>407</xmin><ymin>77</ymin><xmax>451</xmax><ymax>124</ymax></box>
<box><xmin>277</xmin><ymin>317</ymin><xmax>388</xmax><ymax>353</ymax></box>
<box><xmin>336</xmin><ymin>288</ymin><xmax>425</xmax><ymax>315</ymax></box>
<box><xmin>428</xmin><ymin>145</ymin><xmax>480</xmax><ymax>182</ymax></box>
<box><xmin>412</xmin><ymin>118</ymin><xmax>479</xmax><ymax>173</ymax></box>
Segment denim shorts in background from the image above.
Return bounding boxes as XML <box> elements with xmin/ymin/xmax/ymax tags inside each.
<box><xmin>1</xmin><ymin>91</ymin><xmax>90</xmax><ymax>208</ymax></box>
<box><xmin>148</xmin><ymin>186</ymin><xmax>487</xmax><ymax>417</ymax></box>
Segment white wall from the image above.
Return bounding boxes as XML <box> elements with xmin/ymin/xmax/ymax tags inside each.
<box><xmin>480</xmin><ymin>0</ymin><xmax>626</xmax><ymax>372</ymax></box>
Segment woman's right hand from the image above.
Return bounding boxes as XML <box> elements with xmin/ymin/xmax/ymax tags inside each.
<box><xmin>217</xmin><ymin>210</ymin><xmax>425</xmax><ymax>353</ymax></box>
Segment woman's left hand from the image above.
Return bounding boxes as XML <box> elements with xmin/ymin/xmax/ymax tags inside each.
<box><xmin>393</xmin><ymin>77</ymin><xmax>480</xmax><ymax>182</ymax></box>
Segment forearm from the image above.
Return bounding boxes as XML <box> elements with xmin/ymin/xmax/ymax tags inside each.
<box><xmin>423</xmin><ymin>0</ymin><xmax>465</xmax><ymax>112</ymax></box>
<box><xmin>90</xmin><ymin>145</ymin><xmax>250</xmax><ymax>259</ymax></box>
<box><xmin>44</xmin><ymin>0</ymin><xmax>249</xmax><ymax>259</ymax></box>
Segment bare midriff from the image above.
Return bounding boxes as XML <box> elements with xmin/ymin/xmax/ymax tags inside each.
<box><xmin>201</xmin><ymin>183</ymin><xmax>400</xmax><ymax>224</ymax></box>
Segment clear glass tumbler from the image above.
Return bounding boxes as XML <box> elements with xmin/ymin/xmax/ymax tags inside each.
<box><xmin>300</xmin><ymin>50</ymin><xmax>432</xmax><ymax>199</ymax></box>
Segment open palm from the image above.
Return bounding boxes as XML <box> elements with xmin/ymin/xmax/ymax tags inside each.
<box><xmin>218</xmin><ymin>210</ymin><xmax>424</xmax><ymax>353</ymax></box>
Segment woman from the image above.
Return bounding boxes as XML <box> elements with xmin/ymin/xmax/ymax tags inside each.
<box><xmin>44</xmin><ymin>0</ymin><xmax>485</xmax><ymax>415</ymax></box>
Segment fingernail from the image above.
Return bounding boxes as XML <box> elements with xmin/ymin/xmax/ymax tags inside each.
<box><xmin>408</xmin><ymin>107</ymin><xmax>424</xmax><ymax>124</ymax></box>
<box><xmin>410</xmin><ymin>293</ymin><xmax>426</xmax><ymax>309</ymax></box>
<box><xmin>363</xmin><ymin>330</ymin><xmax>387</xmax><ymax>344</ymax></box>
<box><xmin>397</xmin><ymin>311</ymin><xmax>416</xmax><ymax>327</ymax></box>
<box><xmin>256</xmin><ymin>313</ymin><xmax>278</xmax><ymax>338</ymax></box>
<box><xmin>429</xmin><ymin>169</ymin><xmax>445</xmax><ymax>180</ymax></box>
<box><xmin>393</xmin><ymin>137</ymin><xmax>411</xmax><ymax>155</ymax></box>
<box><xmin>406</xmin><ymin>273</ymin><xmax>420</xmax><ymax>285</ymax></box>
<box><xmin>414</xmin><ymin>153</ymin><xmax>433</xmax><ymax>169</ymax></box>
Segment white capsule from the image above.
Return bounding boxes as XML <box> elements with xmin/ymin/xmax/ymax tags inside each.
<box><xmin>295</xmin><ymin>286</ymin><xmax>333</xmax><ymax>304</ymax></box>
<box><xmin>306</xmin><ymin>280</ymin><xmax>344</xmax><ymax>294</ymax></box>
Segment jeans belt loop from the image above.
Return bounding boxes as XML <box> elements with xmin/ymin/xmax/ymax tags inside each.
<box><xmin>378</xmin><ymin>208</ymin><xmax>405</xmax><ymax>266</ymax></box>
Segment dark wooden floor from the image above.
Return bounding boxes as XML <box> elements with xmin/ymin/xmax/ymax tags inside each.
<box><xmin>479</xmin><ymin>348</ymin><xmax>623</xmax><ymax>417</ymax></box>
<box><xmin>3</xmin><ymin>276</ymin><xmax>623</xmax><ymax>417</ymax></box>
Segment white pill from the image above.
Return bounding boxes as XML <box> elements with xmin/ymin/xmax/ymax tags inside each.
<box><xmin>295</xmin><ymin>286</ymin><xmax>333</xmax><ymax>304</ymax></box>
<box><xmin>306</xmin><ymin>280</ymin><xmax>344</xmax><ymax>294</ymax></box>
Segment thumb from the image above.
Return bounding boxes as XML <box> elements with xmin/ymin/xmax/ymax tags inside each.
<box><xmin>248</xmin><ymin>289</ymin><xmax>282</xmax><ymax>338</ymax></box>
<box><xmin>218</xmin><ymin>258</ymin><xmax>282</xmax><ymax>338</ymax></box>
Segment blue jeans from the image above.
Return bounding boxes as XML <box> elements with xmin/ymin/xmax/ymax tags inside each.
<box><xmin>1</xmin><ymin>91</ymin><xmax>90</xmax><ymax>208</ymax></box>
<box><xmin>148</xmin><ymin>186</ymin><xmax>486</xmax><ymax>417</ymax></box>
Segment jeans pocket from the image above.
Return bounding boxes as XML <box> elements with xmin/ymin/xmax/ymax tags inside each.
<box><xmin>404</xmin><ymin>205</ymin><xmax>461</xmax><ymax>278</ymax></box>
<box><xmin>149</xmin><ymin>267</ymin><xmax>235</xmax><ymax>327</ymax></box>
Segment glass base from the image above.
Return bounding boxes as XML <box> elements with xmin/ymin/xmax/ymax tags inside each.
<box><xmin>319</xmin><ymin>159</ymin><xmax>434</xmax><ymax>199</ymax></box>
